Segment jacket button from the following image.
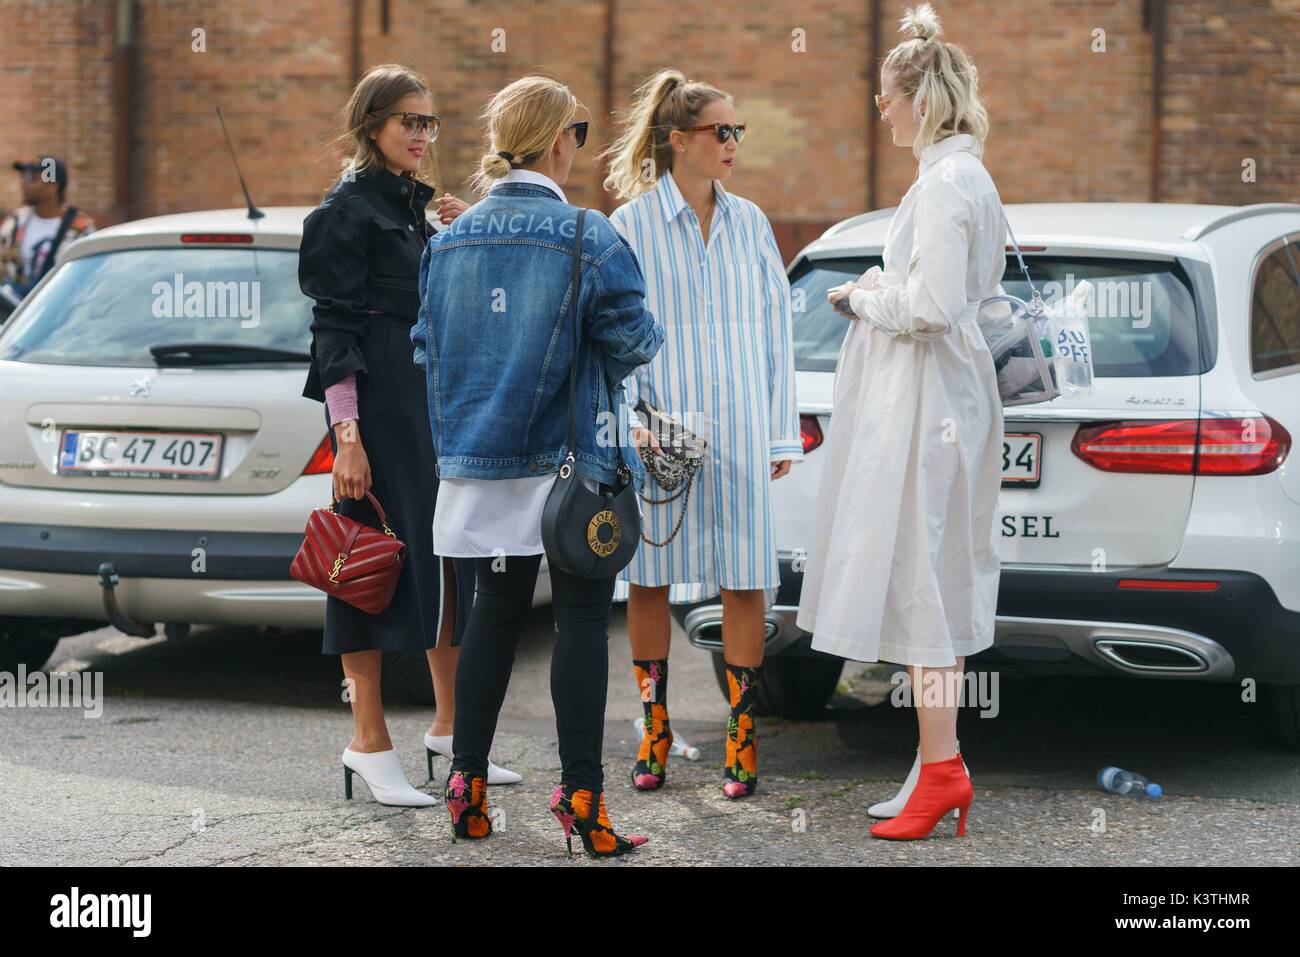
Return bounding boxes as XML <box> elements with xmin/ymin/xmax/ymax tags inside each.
<box><xmin>401</xmin><ymin>186</ymin><xmax>408</xmax><ymax>194</ymax></box>
<box><xmin>528</xmin><ymin>462</ymin><xmax>538</xmax><ymax>472</ymax></box>
<box><xmin>408</xmin><ymin>224</ymin><xmax>415</xmax><ymax>231</ymax></box>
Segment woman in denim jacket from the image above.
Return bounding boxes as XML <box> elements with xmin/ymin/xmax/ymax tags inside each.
<box><xmin>412</xmin><ymin>75</ymin><xmax>663</xmax><ymax>857</ymax></box>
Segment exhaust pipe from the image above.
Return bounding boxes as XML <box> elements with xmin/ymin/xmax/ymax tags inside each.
<box><xmin>96</xmin><ymin>562</ymin><xmax>156</xmax><ymax>638</ymax></box>
<box><xmin>1093</xmin><ymin>638</ymin><xmax>1209</xmax><ymax>674</ymax></box>
<box><xmin>685</xmin><ymin>609</ymin><xmax>781</xmax><ymax>652</ymax></box>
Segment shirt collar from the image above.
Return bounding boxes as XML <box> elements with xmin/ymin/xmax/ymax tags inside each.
<box><xmin>491</xmin><ymin>168</ymin><xmax>567</xmax><ymax>203</ymax></box>
<box><xmin>918</xmin><ymin>132</ymin><xmax>979</xmax><ymax>172</ymax></box>
<box><xmin>655</xmin><ymin>167</ymin><xmax>733</xmax><ymax>223</ymax></box>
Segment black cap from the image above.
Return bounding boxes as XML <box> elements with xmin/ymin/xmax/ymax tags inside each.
<box><xmin>12</xmin><ymin>155</ymin><xmax>68</xmax><ymax>189</ymax></box>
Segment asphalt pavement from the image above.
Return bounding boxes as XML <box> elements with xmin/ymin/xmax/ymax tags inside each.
<box><xmin>2</xmin><ymin>606</ymin><xmax>1298</xmax><ymax>866</ymax></box>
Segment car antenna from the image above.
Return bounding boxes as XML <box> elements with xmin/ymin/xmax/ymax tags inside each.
<box><xmin>215</xmin><ymin>105</ymin><xmax>265</xmax><ymax>220</ymax></box>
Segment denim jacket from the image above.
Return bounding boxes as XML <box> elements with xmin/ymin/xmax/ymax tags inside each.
<box><xmin>412</xmin><ymin>181</ymin><xmax>663</xmax><ymax>487</ymax></box>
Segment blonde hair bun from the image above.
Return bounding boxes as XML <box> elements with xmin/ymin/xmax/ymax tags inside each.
<box><xmin>480</xmin><ymin>152</ymin><xmax>513</xmax><ymax>180</ymax></box>
<box><xmin>900</xmin><ymin>2</ymin><xmax>943</xmax><ymax>43</ymax></box>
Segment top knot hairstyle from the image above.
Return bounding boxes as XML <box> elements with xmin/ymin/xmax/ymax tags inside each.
<box><xmin>881</xmin><ymin>3</ymin><xmax>989</xmax><ymax>158</ymax></box>
<box><xmin>469</xmin><ymin>75</ymin><xmax>586</xmax><ymax>197</ymax></box>
<box><xmin>599</xmin><ymin>69</ymin><xmax>733</xmax><ymax>202</ymax></box>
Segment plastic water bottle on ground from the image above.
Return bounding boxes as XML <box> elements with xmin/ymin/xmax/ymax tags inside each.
<box><xmin>1097</xmin><ymin>766</ymin><xmax>1162</xmax><ymax>799</ymax></box>
<box><xmin>633</xmin><ymin>717</ymin><xmax>701</xmax><ymax>760</ymax></box>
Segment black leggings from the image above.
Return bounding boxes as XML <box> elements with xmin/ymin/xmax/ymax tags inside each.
<box><xmin>451</xmin><ymin>554</ymin><xmax>616</xmax><ymax>792</ymax></box>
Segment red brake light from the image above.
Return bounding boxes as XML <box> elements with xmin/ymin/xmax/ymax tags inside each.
<box><xmin>1072</xmin><ymin>417</ymin><xmax>1290</xmax><ymax>476</ymax></box>
<box><xmin>303</xmin><ymin>435</ymin><xmax>334</xmax><ymax>475</ymax></box>
<box><xmin>180</xmin><ymin>233</ymin><xmax>254</xmax><ymax>244</ymax></box>
<box><xmin>800</xmin><ymin>414</ymin><xmax>824</xmax><ymax>455</ymax></box>
<box><xmin>1117</xmin><ymin>579</ymin><xmax>1220</xmax><ymax>591</ymax></box>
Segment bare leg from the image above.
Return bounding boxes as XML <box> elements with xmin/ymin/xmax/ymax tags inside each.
<box><xmin>342</xmin><ymin>649</ymin><xmax>391</xmax><ymax>752</ymax></box>
<box><xmin>627</xmin><ymin>583</ymin><xmax>671</xmax><ymax>659</ymax></box>
<box><xmin>720</xmin><ymin>588</ymin><xmax>765</xmax><ymax>666</ymax></box>
<box><xmin>426</xmin><ymin>556</ymin><xmax>458</xmax><ymax>737</ymax></box>
<box><xmin>912</xmin><ymin>656</ymin><xmax>965</xmax><ymax>764</ymax></box>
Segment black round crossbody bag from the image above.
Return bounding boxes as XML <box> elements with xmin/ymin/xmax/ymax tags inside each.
<box><xmin>540</xmin><ymin>208</ymin><xmax>642</xmax><ymax>578</ymax></box>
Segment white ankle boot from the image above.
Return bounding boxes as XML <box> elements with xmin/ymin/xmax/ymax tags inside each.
<box><xmin>867</xmin><ymin>741</ymin><xmax>969</xmax><ymax>819</ymax></box>
<box><xmin>424</xmin><ymin>734</ymin><xmax>522</xmax><ymax>785</ymax></box>
<box><xmin>342</xmin><ymin>747</ymin><xmax>437</xmax><ymax>807</ymax></box>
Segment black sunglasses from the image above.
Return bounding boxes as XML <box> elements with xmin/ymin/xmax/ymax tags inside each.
<box><xmin>566</xmin><ymin>121</ymin><xmax>589</xmax><ymax>149</ymax></box>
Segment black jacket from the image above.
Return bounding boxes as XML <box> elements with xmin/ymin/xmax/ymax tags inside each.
<box><xmin>299</xmin><ymin>165</ymin><xmax>436</xmax><ymax>401</ymax></box>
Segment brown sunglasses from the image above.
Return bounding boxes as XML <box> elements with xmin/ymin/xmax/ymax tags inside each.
<box><xmin>679</xmin><ymin>122</ymin><xmax>746</xmax><ymax>144</ymax></box>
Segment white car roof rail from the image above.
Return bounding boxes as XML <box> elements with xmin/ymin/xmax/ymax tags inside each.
<box><xmin>1182</xmin><ymin>203</ymin><xmax>1300</xmax><ymax>241</ymax></box>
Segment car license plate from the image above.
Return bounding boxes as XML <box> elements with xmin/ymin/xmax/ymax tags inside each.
<box><xmin>58</xmin><ymin>430</ymin><xmax>223</xmax><ymax>479</ymax></box>
<box><xmin>1002</xmin><ymin>432</ymin><xmax>1041</xmax><ymax>489</ymax></box>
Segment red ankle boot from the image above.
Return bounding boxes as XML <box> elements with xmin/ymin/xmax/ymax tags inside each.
<box><xmin>869</xmin><ymin>753</ymin><xmax>972</xmax><ymax>840</ymax></box>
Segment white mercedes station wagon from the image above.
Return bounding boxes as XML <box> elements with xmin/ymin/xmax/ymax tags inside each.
<box><xmin>674</xmin><ymin>202</ymin><xmax>1300</xmax><ymax>748</ymax></box>
<box><xmin>0</xmin><ymin>206</ymin><xmax>549</xmax><ymax>702</ymax></box>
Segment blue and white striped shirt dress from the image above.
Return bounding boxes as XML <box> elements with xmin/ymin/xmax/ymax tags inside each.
<box><xmin>610</xmin><ymin>168</ymin><xmax>803</xmax><ymax>604</ymax></box>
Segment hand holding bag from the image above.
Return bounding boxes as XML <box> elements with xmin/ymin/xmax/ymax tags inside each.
<box><xmin>540</xmin><ymin>208</ymin><xmax>642</xmax><ymax>579</ymax></box>
<box><xmin>290</xmin><ymin>489</ymin><xmax>406</xmax><ymax>614</ymax></box>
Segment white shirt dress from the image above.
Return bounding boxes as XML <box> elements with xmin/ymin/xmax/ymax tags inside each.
<box><xmin>795</xmin><ymin>133</ymin><xmax>1005</xmax><ymax>668</ymax></box>
<box><xmin>609</xmin><ymin>169</ymin><xmax>804</xmax><ymax>604</ymax></box>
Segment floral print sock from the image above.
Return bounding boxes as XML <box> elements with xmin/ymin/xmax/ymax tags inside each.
<box><xmin>722</xmin><ymin>662</ymin><xmax>760</xmax><ymax>799</ymax></box>
<box><xmin>632</xmin><ymin>658</ymin><xmax>672</xmax><ymax>790</ymax></box>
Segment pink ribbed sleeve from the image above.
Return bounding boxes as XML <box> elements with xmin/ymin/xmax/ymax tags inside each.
<box><xmin>324</xmin><ymin>373</ymin><xmax>359</xmax><ymax>424</ymax></box>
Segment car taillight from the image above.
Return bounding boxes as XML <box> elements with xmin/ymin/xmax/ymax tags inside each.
<box><xmin>303</xmin><ymin>434</ymin><xmax>334</xmax><ymax>474</ymax></box>
<box><xmin>1195</xmin><ymin>415</ymin><xmax>1290</xmax><ymax>475</ymax></box>
<box><xmin>800</xmin><ymin>414</ymin><xmax>824</xmax><ymax>455</ymax></box>
<box><xmin>180</xmin><ymin>233</ymin><xmax>254</xmax><ymax>244</ymax></box>
<box><xmin>1072</xmin><ymin>416</ymin><xmax>1291</xmax><ymax>476</ymax></box>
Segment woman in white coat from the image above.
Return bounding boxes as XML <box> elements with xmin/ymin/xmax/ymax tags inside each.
<box><xmin>796</xmin><ymin>2</ymin><xmax>1003</xmax><ymax>840</ymax></box>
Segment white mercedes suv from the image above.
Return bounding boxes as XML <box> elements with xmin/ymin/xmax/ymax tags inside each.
<box><xmin>674</xmin><ymin>202</ymin><xmax>1300</xmax><ymax>748</ymax></box>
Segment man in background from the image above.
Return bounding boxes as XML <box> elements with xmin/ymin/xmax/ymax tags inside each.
<box><xmin>0</xmin><ymin>155</ymin><xmax>95</xmax><ymax>310</ymax></box>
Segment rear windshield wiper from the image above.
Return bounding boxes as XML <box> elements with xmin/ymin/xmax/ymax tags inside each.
<box><xmin>150</xmin><ymin>342</ymin><xmax>311</xmax><ymax>366</ymax></box>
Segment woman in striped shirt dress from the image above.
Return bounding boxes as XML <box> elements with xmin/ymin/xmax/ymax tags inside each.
<box><xmin>601</xmin><ymin>70</ymin><xmax>803</xmax><ymax>799</ymax></box>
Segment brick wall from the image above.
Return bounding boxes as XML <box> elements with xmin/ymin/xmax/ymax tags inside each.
<box><xmin>1</xmin><ymin>0</ymin><xmax>1295</xmax><ymax>261</ymax></box>
<box><xmin>1161</xmin><ymin>0</ymin><xmax>1300</xmax><ymax>203</ymax></box>
<box><xmin>0</xmin><ymin>0</ymin><xmax>117</xmax><ymax>217</ymax></box>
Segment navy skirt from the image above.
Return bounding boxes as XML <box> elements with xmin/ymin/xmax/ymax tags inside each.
<box><xmin>321</xmin><ymin>314</ymin><xmax>475</xmax><ymax>655</ymax></box>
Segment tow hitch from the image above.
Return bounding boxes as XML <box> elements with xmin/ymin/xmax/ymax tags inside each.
<box><xmin>96</xmin><ymin>562</ymin><xmax>157</xmax><ymax>638</ymax></box>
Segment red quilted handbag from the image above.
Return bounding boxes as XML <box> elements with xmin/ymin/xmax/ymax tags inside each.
<box><xmin>290</xmin><ymin>490</ymin><xmax>406</xmax><ymax>614</ymax></box>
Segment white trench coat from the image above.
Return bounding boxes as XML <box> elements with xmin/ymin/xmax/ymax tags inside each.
<box><xmin>795</xmin><ymin>132</ymin><xmax>1005</xmax><ymax>668</ymax></box>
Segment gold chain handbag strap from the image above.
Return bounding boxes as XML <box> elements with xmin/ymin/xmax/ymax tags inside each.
<box><xmin>638</xmin><ymin>455</ymin><xmax>699</xmax><ymax>505</ymax></box>
<box><xmin>639</xmin><ymin>464</ymin><xmax>698</xmax><ymax>548</ymax></box>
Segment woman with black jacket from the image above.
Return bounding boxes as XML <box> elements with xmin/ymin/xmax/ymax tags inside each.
<box><xmin>299</xmin><ymin>64</ymin><xmax>517</xmax><ymax>807</ymax></box>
